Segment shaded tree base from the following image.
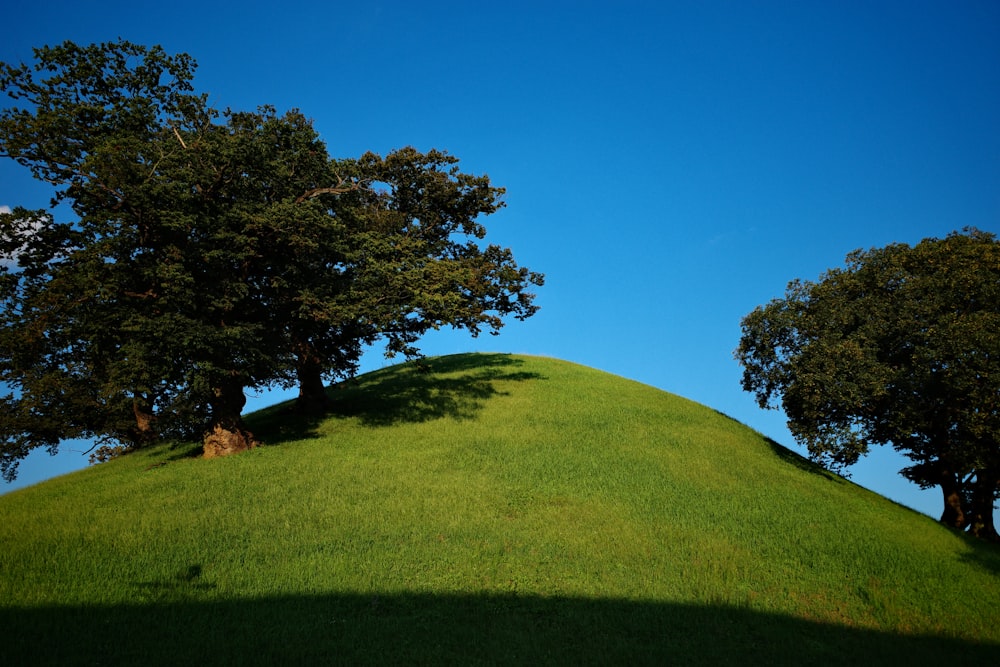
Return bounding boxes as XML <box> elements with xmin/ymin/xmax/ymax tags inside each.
<box><xmin>293</xmin><ymin>390</ymin><xmax>332</xmax><ymax>415</ymax></box>
<box><xmin>968</xmin><ymin>520</ymin><xmax>1000</xmax><ymax>543</ymax></box>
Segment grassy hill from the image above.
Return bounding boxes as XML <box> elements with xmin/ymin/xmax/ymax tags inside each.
<box><xmin>1</xmin><ymin>353</ymin><xmax>997</xmax><ymax>665</ymax></box>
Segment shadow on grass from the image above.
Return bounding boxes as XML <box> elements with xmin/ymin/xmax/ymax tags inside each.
<box><xmin>246</xmin><ymin>353</ymin><xmax>544</xmax><ymax>443</ymax></box>
<box><xmin>328</xmin><ymin>353</ymin><xmax>544</xmax><ymax>427</ymax></box>
<box><xmin>135</xmin><ymin>564</ymin><xmax>217</xmax><ymax>601</ymax></box>
<box><xmin>3</xmin><ymin>591</ymin><xmax>996</xmax><ymax>666</ymax></box>
<box><xmin>959</xmin><ymin>535</ymin><xmax>1000</xmax><ymax>576</ymax></box>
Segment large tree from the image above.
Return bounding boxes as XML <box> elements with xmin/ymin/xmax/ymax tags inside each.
<box><xmin>735</xmin><ymin>229</ymin><xmax>1000</xmax><ymax>540</ymax></box>
<box><xmin>0</xmin><ymin>40</ymin><xmax>542</xmax><ymax>478</ymax></box>
<box><xmin>0</xmin><ymin>40</ymin><xmax>219</xmax><ymax>471</ymax></box>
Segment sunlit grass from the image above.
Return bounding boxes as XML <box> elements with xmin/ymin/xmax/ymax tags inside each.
<box><xmin>1</xmin><ymin>353</ymin><xmax>997</xmax><ymax>664</ymax></box>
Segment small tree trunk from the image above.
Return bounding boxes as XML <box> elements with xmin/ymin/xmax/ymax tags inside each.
<box><xmin>294</xmin><ymin>344</ymin><xmax>331</xmax><ymax>413</ymax></box>
<box><xmin>130</xmin><ymin>394</ymin><xmax>158</xmax><ymax>445</ymax></box>
<box><xmin>203</xmin><ymin>375</ymin><xmax>258</xmax><ymax>458</ymax></box>
<box><xmin>967</xmin><ymin>469</ymin><xmax>999</xmax><ymax>542</ymax></box>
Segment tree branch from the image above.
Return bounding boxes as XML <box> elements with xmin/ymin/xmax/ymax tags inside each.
<box><xmin>294</xmin><ymin>176</ymin><xmax>363</xmax><ymax>204</ymax></box>
<box><xmin>170</xmin><ymin>125</ymin><xmax>188</xmax><ymax>149</ymax></box>
<box><xmin>124</xmin><ymin>288</ymin><xmax>159</xmax><ymax>299</ymax></box>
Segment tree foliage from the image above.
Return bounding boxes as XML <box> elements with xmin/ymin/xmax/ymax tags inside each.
<box><xmin>0</xmin><ymin>40</ymin><xmax>543</xmax><ymax>479</ymax></box>
<box><xmin>736</xmin><ymin>229</ymin><xmax>1000</xmax><ymax>540</ymax></box>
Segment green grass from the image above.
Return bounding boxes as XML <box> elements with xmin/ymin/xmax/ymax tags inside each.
<box><xmin>1</xmin><ymin>353</ymin><xmax>998</xmax><ymax>665</ymax></box>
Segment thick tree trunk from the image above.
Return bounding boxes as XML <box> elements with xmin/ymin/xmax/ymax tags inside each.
<box><xmin>203</xmin><ymin>375</ymin><xmax>258</xmax><ymax>458</ymax></box>
<box><xmin>938</xmin><ymin>471</ymin><xmax>969</xmax><ymax>530</ymax></box>
<box><xmin>293</xmin><ymin>341</ymin><xmax>331</xmax><ymax>413</ymax></box>
<box><xmin>967</xmin><ymin>469</ymin><xmax>999</xmax><ymax>542</ymax></box>
<box><xmin>914</xmin><ymin>460</ymin><xmax>970</xmax><ymax>530</ymax></box>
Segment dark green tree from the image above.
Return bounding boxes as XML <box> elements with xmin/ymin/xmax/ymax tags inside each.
<box><xmin>735</xmin><ymin>229</ymin><xmax>1000</xmax><ymax>540</ymax></box>
<box><xmin>0</xmin><ymin>40</ymin><xmax>543</xmax><ymax>477</ymax></box>
<box><xmin>211</xmin><ymin>111</ymin><xmax>544</xmax><ymax>416</ymax></box>
<box><xmin>0</xmin><ymin>40</ymin><xmax>217</xmax><ymax>474</ymax></box>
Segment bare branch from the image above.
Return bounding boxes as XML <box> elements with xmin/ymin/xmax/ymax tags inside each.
<box><xmin>124</xmin><ymin>288</ymin><xmax>159</xmax><ymax>299</ymax></box>
<box><xmin>170</xmin><ymin>125</ymin><xmax>188</xmax><ymax>149</ymax></box>
<box><xmin>294</xmin><ymin>176</ymin><xmax>364</xmax><ymax>204</ymax></box>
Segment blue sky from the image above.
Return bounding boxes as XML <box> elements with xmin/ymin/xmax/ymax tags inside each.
<box><xmin>2</xmin><ymin>1</ymin><xmax>999</xmax><ymax>521</ymax></box>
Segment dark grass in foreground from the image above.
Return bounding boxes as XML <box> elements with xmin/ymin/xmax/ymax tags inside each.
<box><xmin>1</xmin><ymin>354</ymin><xmax>998</xmax><ymax>665</ymax></box>
<box><xmin>5</xmin><ymin>594</ymin><xmax>999</xmax><ymax>666</ymax></box>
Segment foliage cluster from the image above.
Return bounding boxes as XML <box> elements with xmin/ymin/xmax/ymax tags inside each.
<box><xmin>736</xmin><ymin>229</ymin><xmax>1000</xmax><ymax>540</ymax></box>
<box><xmin>0</xmin><ymin>40</ymin><xmax>542</xmax><ymax>477</ymax></box>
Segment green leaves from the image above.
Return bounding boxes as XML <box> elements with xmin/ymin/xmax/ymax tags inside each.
<box><xmin>736</xmin><ymin>229</ymin><xmax>1000</xmax><ymax>538</ymax></box>
<box><xmin>0</xmin><ymin>40</ymin><xmax>543</xmax><ymax>473</ymax></box>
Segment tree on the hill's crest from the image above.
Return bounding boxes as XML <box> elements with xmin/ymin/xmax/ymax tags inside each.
<box><xmin>0</xmin><ymin>40</ymin><xmax>542</xmax><ymax>478</ymax></box>
<box><xmin>736</xmin><ymin>229</ymin><xmax>1000</xmax><ymax>540</ymax></box>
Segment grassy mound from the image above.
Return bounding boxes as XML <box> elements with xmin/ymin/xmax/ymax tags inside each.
<box><xmin>1</xmin><ymin>353</ymin><xmax>997</xmax><ymax>665</ymax></box>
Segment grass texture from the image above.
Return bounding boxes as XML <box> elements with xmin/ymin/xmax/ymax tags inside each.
<box><xmin>1</xmin><ymin>353</ymin><xmax>998</xmax><ymax>665</ymax></box>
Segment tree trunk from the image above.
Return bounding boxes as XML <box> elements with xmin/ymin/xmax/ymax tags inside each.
<box><xmin>967</xmin><ymin>469</ymin><xmax>999</xmax><ymax>542</ymax></box>
<box><xmin>294</xmin><ymin>346</ymin><xmax>331</xmax><ymax>413</ymax></box>
<box><xmin>203</xmin><ymin>375</ymin><xmax>258</xmax><ymax>458</ymax></box>
<box><xmin>938</xmin><ymin>471</ymin><xmax>969</xmax><ymax>530</ymax></box>
<box><xmin>129</xmin><ymin>394</ymin><xmax>158</xmax><ymax>445</ymax></box>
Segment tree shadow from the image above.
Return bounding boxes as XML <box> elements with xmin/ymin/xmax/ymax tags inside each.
<box><xmin>3</xmin><ymin>591</ymin><xmax>996</xmax><ymax>666</ymax></box>
<box><xmin>327</xmin><ymin>353</ymin><xmax>544</xmax><ymax>428</ymax></box>
<box><xmin>959</xmin><ymin>535</ymin><xmax>1000</xmax><ymax>576</ymax></box>
<box><xmin>135</xmin><ymin>564</ymin><xmax>217</xmax><ymax>601</ymax></box>
<box><xmin>245</xmin><ymin>401</ymin><xmax>331</xmax><ymax>444</ymax></box>
<box><xmin>244</xmin><ymin>353</ymin><xmax>544</xmax><ymax>442</ymax></box>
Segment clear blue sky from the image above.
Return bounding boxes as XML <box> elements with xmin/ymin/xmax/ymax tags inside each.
<box><xmin>2</xmin><ymin>1</ymin><xmax>999</xmax><ymax>521</ymax></box>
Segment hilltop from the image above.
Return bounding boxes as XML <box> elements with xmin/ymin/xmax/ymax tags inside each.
<box><xmin>1</xmin><ymin>353</ymin><xmax>997</xmax><ymax>665</ymax></box>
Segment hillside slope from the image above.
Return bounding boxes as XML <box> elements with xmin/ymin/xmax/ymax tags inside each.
<box><xmin>1</xmin><ymin>353</ymin><xmax>997</xmax><ymax>665</ymax></box>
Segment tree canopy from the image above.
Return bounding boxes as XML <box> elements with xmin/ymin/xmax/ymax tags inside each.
<box><xmin>735</xmin><ymin>229</ymin><xmax>1000</xmax><ymax>540</ymax></box>
<box><xmin>0</xmin><ymin>40</ymin><xmax>543</xmax><ymax>479</ymax></box>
